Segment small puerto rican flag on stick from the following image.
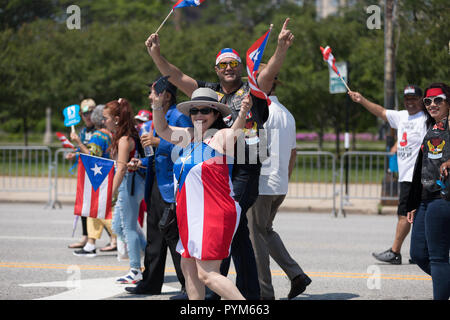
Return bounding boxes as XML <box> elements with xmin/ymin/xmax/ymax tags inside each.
<box><xmin>155</xmin><ymin>0</ymin><xmax>206</xmax><ymax>34</ymax></box>
<box><xmin>173</xmin><ymin>0</ymin><xmax>206</xmax><ymax>10</ymax></box>
<box><xmin>320</xmin><ymin>45</ymin><xmax>351</xmax><ymax>92</ymax></box>
<box><xmin>56</xmin><ymin>132</ymin><xmax>75</xmax><ymax>149</ymax></box>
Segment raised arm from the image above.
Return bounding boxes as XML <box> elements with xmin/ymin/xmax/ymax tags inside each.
<box><xmin>211</xmin><ymin>94</ymin><xmax>253</xmax><ymax>155</ymax></box>
<box><xmin>257</xmin><ymin>18</ymin><xmax>294</xmax><ymax>94</ymax></box>
<box><xmin>150</xmin><ymin>88</ymin><xmax>192</xmax><ymax>147</ymax></box>
<box><xmin>145</xmin><ymin>33</ymin><xmax>198</xmax><ymax>97</ymax></box>
<box><xmin>348</xmin><ymin>91</ymin><xmax>387</xmax><ymax>122</ymax></box>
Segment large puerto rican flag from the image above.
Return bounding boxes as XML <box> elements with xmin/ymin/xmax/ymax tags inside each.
<box><xmin>174</xmin><ymin>147</ymin><xmax>240</xmax><ymax>261</ymax></box>
<box><xmin>74</xmin><ymin>153</ymin><xmax>115</xmax><ymax>219</ymax></box>
<box><xmin>246</xmin><ymin>28</ymin><xmax>272</xmax><ymax>106</ymax></box>
<box><xmin>173</xmin><ymin>0</ymin><xmax>206</xmax><ymax>9</ymax></box>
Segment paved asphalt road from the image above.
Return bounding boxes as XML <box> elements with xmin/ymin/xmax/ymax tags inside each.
<box><xmin>0</xmin><ymin>203</ymin><xmax>433</xmax><ymax>302</ymax></box>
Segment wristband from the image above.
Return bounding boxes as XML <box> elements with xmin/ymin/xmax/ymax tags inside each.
<box><xmin>151</xmin><ymin>104</ymin><xmax>163</xmax><ymax>111</ymax></box>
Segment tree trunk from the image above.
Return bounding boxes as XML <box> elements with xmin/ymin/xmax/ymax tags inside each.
<box><xmin>43</xmin><ymin>107</ymin><xmax>52</xmax><ymax>145</ymax></box>
<box><xmin>384</xmin><ymin>0</ymin><xmax>396</xmax><ymax>150</ymax></box>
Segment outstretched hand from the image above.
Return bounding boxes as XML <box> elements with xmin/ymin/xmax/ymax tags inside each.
<box><xmin>348</xmin><ymin>91</ymin><xmax>364</xmax><ymax>104</ymax></box>
<box><xmin>278</xmin><ymin>18</ymin><xmax>294</xmax><ymax>50</ymax></box>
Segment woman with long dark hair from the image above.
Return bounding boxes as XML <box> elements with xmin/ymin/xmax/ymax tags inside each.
<box><xmin>103</xmin><ymin>98</ymin><xmax>147</xmax><ymax>284</ymax></box>
<box><xmin>407</xmin><ymin>82</ymin><xmax>450</xmax><ymax>300</ymax></box>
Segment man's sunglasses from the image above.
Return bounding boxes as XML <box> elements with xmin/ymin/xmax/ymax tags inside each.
<box><xmin>82</xmin><ymin>111</ymin><xmax>92</xmax><ymax>116</ymax></box>
<box><xmin>423</xmin><ymin>94</ymin><xmax>446</xmax><ymax>106</ymax></box>
<box><xmin>216</xmin><ymin>60</ymin><xmax>239</xmax><ymax>70</ymax></box>
<box><xmin>189</xmin><ymin>107</ymin><xmax>215</xmax><ymax>115</ymax></box>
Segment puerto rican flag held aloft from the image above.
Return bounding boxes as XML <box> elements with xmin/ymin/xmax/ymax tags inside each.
<box><xmin>56</xmin><ymin>132</ymin><xmax>75</xmax><ymax>149</ymax></box>
<box><xmin>320</xmin><ymin>46</ymin><xmax>340</xmax><ymax>77</ymax></box>
<box><xmin>173</xmin><ymin>0</ymin><xmax>205</xmax><ymax>10</ymax></box>
<box><xmin>246</xmin><ymin>28</ymin><xmax>272</xmax><ymax>106</ymax></box>
<box><xmin>74</xmin><ymin>153</ymin><xmax>115</xmax><ymax>219</ymax></box>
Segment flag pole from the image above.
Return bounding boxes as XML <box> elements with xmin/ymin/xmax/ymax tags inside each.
<box><xmin>155</xmin><ymin>9</ymin><xmax>174</xmax><ymax>34</ymax></box>
<box><xmin>339</xmin><ymin>74</ymin><xmax>351</xmax><ymax>92</ymax></box>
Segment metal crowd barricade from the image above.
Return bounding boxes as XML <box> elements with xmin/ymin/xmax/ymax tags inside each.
<box><xmin>0</xmin><ymin>146</ymin><xmax>53</xmax><ymax>207</ymax></box>
<box><xmin>51</xmin><ymin>148</ymin><xmax>77</xmax><ymax>208</ymax></box>
<box><xmin>286</xmin><ymin>151</ymin><xmax>337</xmax><ymax>217</ymax></box>
<box><xmin>339</xmin><ymin>151</ymin><xmax>399</xmax><ymax>217</ymax></box>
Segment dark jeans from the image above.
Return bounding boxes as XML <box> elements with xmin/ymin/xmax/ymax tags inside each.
<box><xmin>208</xmin><ymin>165</ymin><xmax>261</xmax><ymax>300</ymax></box>
<box><xmin>139</xmin><ymin>178</ymin><xmax>185</xmax><ymax>293</ymax></box>
<box><xmin>410</xmin><ymin>198</ymin><xmax>450</xmax><ymax>300</ymax></box>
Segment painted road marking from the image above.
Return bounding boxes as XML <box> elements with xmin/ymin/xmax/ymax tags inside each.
<box><xmin>20</xmin><ymin>277</ymin><xmax>179</xmax><ymax>300</ymax></box>
<box><xmin>1</xmin><ymin>261</ymin><xmax>431</xmax><ymax>281</ymax></box>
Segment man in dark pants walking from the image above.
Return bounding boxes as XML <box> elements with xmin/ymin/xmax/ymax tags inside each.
<box><xmin>126</xmin><ymin>79</ymin><xmax>192</xmax><ymax>296</ymax></box>
<box><xmin>145</xmin><ymin>18</ymin><xmax>294</xmax><ymax>299</ymax></box>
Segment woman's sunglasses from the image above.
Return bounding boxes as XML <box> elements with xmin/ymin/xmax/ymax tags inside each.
<box><xmin>216</xmin><ymin>60</ymin><xmax>239</xmax><ymax>70</ymax></box>
<box><xmin>423</xmin><ymin>94</ymin><xmax>446</xmax><ymax>106</ymax></box>
<box><xmin>189</xmin><ymin>107</ymin><xmax>215</xmax><ymax>115</ymax></box>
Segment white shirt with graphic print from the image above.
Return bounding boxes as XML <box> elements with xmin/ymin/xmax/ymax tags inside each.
<box><xmin>386</xmin><ymin>110</ymin><xmax>428</xmax><ymax>182</ymax></box>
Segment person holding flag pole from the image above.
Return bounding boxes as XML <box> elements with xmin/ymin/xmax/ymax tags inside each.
<box><xmin>145</xmin><ymin>17</ymin><xmax>294</xmax><ymax>300</ymax></box>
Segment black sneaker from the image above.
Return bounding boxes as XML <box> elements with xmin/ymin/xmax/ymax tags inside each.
<box><xmin>125</xmin><ymin>285</ymin><xmax>160</xmax><ymax>295</ymax></box>
<box><xmin>73</xmin><ymin>248</ymin><xmax>96</xmax><ymax>257</ymax></box>
<box><xmin>372</xmin><ymin>248</ymin><xmax>401</xmax><ymax>265</ymax></box>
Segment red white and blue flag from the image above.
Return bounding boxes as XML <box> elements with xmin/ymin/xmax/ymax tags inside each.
<box><xmin>320</xmin><ymin>46</ymin><xmax>340</xmax><ymax>77</ymax></box>
<box><xmin>74</xmin><ymin>153</ymin><xmax>115</xmax><ymax>219</ymax></box>
<box><xmin>56</xmin><ymin>132</ymin><xmax>75</xmax><ymax>149</ymax></box>
<box><xmin>173</xmin><ymin>0</ymin><xmax>206</xmax><ymax>10</ymax></box>
<box><xmin>246</xmin><ymin>28</ymin><xmax>272</xmax><ymax>106</ymax></box>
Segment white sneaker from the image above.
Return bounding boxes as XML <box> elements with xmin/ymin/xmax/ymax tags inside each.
<box><xmin>116</xmin><ymin>268</ymin><xmax>142</xmax><ymax>284</ymax></box>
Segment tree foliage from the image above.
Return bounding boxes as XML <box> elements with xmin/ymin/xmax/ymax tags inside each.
<box><xmin>0</xmin><ymin>0</ymin><xmax>449</xmax><ymax>146</ymax></box>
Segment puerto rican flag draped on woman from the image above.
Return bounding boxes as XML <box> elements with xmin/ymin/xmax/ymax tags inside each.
<box><xmin>74</xmin><ymin>154</ymin><xmax>114</xmax><ymax>219</ymax></box>
<box><xmin>173</xmin><ymin>0</ymin><xmax>206</xmax><ymax>9</ymax></box>
<box><xmin>246</xmin><ymin>28</ymin><xmax>272</xmax><ymax>106</ymax></box>
<box><xmin>320</xmin><ymin>45</ymin><xmax>340</xmax><ymax>77</ymax></box>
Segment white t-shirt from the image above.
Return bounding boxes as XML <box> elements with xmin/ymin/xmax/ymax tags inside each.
<box><xmin>386</xmin><ymin>110</ymin><xmax>428</xmax><ymax>182</ymax></box>
<box><xmin>259</xmin><ymin>96</ymin><xmax>297</xmax><ymax>195</ymax></box>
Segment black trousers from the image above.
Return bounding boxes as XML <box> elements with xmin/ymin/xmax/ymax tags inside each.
<box><xmin>81</xmin><ymin>216</ymin><xmax>87</xmax><ymax>236</ymax></box>
<box><xmin>139</xmin><ymin>178</ymin><xmax>185</xmax><ymax>293</ymax></box>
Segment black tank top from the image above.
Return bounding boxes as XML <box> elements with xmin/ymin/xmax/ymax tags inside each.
<box><xmin>420</xmin><ymin>118</ymin><xmax>450</xmax><ymax>199</ymax></box>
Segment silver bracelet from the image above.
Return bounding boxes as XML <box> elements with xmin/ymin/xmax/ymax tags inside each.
<box><xmin>151</xmin><ymin>104</ymin><xmax>163</xmax><ymax>111</ymax></box>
